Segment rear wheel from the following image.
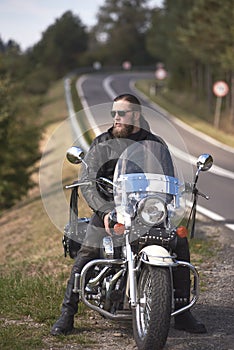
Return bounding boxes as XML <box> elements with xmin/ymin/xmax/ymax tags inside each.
<box><xmin>132</xmin><ymin>265</ymin><xmax>171</xmax><ymax>350</ymax></box>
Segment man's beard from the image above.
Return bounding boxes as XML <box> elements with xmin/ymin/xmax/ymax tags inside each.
<box><xmin>112</xmin><ymin>123</ymin><xmax>134</xmax><ymax>138</ymax></box>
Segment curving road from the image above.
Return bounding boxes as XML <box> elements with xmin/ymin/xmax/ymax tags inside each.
<box><xmin>73</xmin><ymin>71</ymin><xmax>234</xmax><ymax>233</ymax></box>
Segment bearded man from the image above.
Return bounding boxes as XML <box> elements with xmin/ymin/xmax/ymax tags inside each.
<box><xmin>51</xmin><ymin>93</ymin><xmax>206</xmax><ymax>336</ymax></box>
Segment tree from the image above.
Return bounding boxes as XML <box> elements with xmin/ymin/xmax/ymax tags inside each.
<box><xmin>146</xmin><ymin>0</ymin><xmax>196</xmax><ymax>88</ymax></box>
<box><xmin>178</xmin><ymin>0</ymin><xmax>234</xmax><ymax>121</ymax></box>
<box><xmin>0</xmin><ymin>37</ymin><xmax>5</xmax><ymax>53</ymax></box>
<box><xmin>0</xmin><ymin>74</ymin><xmax>41</xmax><ymax>210</ymax></box>
<box><xmin>178</xmin><ymin>0</ymin><xmax>233</xmax><ymax>68</ymax></box>
<box><xmin>146</xmin><ymin>8</ymin><xmax>168</xmax><ymax>63</ymax></box>
<box><xmin>93</xmin><ymin>0</ymin><xmax>153</xmax><ymax>65</ymax></box>
<box><xmin>0</xmin><ymin>12</ymin><xmax>90</xmax><ymax>211</ymax></box>
<box><xmin>32</xmin><ymin>11</ymin><xmax>88</xmax><ymax>77</ymax></box>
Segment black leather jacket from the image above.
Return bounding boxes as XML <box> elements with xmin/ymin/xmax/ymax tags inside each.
<box><xmin>80</xmin><ymin>116</ymin><xmax>174</xmax><ymax>220</ymax></box>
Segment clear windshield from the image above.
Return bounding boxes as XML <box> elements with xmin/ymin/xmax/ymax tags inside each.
<box><xmin>113</xmin><ymin>140</ymin><xmax>190</xmax><ymax>228</ymax></box>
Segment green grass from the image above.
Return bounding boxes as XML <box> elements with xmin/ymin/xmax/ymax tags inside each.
<box><xmin>0</xmin><ymin>262</ymin><xmax>93</xmax><ymax>349</ymax></box>
<box><xmin>0</xmin><ymin>268</ymin><xmax>62</xmax><ymax>349</ymax></box>
<box><xmin>189</xmin><ymin>237</ymin><xmax>217</xmax><ymax>261</ymax></box>
<box><xmin>0</xmin><ymin>268</ymin><xmax>63</xmax><ymax>323</ymax></box>
<box><xmin>0</xmin><ymin>322</ymin><xmax>45</xmax><ymax>350</ymax></box>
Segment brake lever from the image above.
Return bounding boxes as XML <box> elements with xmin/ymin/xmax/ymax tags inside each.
<box><xmin>65</xmin><ymin>180</ymin><xmax>92</xmax><ymax>189</ymax></box>
<box><xmin>192</xmin><ymin>187</ymin><xmax>209</xmax><ymax>200</ymax></box>
<box><xmin>197</xmin><ymin>190</ymin><xmax>210</xmax><ymax>200</ymax></box>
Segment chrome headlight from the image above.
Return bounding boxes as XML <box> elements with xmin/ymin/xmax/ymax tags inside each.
<box><xmin>137</xmin><ymin>196</ymin><xmax>167</xmax><ymax>226</ymax></box>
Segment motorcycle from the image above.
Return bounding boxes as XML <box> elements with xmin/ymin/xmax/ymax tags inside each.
<box><xmin>63</xmin><ymin>141</ymin><xmax>213</xmax><ymax>350</ymax></box>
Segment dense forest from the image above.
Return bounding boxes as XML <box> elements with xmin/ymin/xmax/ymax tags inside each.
<box><xmin>0</xmin><ymin>0</ymin><xmax>233</xmax><ymax>210</ymax></box>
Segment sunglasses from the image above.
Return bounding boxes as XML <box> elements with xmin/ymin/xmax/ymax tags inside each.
<box><xmin>110</xmin><ymin>110</ymin><xmax>133</xmax><ymax>118</ymax></box>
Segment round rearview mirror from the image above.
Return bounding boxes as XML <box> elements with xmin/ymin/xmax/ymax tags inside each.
<box><xmin>66</xmin><ymin>146</ymin><xmax>84</xmax><ymax>164</ymax></box>
<box><xmin>196</xmin><ymin>154</ymin><xmax>213</xmax><ymax>172</ymax></box>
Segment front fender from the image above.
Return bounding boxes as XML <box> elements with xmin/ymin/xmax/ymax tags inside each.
<box><xmin>140</xmin><ymin>245</ymin><xmax>176</xmax><ymax>266</ymax></box>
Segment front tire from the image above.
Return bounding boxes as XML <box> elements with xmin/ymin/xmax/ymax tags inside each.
<box><xmin>132</xmin><ymin>265</ymin><xmax>171</xmax><ymax>350</ymax></box>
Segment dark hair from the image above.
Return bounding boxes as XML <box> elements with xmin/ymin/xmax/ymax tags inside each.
<box><xmin>114</xmin><ymin>93</ymin><xmax>141</xmax><ymax>112</ymax></box>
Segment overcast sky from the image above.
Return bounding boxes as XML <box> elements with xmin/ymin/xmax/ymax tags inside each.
<box><xmin>0</xmin><ymin>0</ymin><xmax>162</xmax><ymax>51</ymax></box>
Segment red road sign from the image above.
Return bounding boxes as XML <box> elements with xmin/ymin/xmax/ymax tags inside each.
<box><xmin>122</xmin><ymin>61</ymin><xmax>132</xmax><ymax>70</ymax></box>
<box><xmin>213</xmin><ymin>81</ymin><xmax>229</xmax><ymax>97</ymax></box>
<box><xmin>155</xmin><ymin>68</ymin><xmax>167</xmax><ymax>80</ymax></box>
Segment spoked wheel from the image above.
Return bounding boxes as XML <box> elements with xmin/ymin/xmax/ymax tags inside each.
<box><xmin>132</xmin><ymin>265</ymin><xmax>171</xmax><ymax>350</ymax></box>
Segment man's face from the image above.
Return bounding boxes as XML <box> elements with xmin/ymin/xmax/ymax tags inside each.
<box><xmin>111</xmin><ymin>100</ymin><xmax>137</xmax><ymax>138</ymax></box>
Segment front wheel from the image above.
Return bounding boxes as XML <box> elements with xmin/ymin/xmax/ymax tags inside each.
<box><xmin>132</xmin><ymin>265</ymin><xmax>171</xmax><ymax>350</ymax></box>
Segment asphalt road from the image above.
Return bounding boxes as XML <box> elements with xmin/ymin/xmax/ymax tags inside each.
<box><xmin>75</xmin><ymin>71</ymin><xmax>234</xmax><ymax>234</ymax></box>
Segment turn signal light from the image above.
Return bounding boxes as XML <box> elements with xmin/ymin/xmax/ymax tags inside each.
<box><xmin>176</xmin><ymin>226</ymin><xmax>188</xmax><ymax>238</ymax></box>
<box><xmin>114</xmin><ymin>223</ymin><xmax>125</xmax><ymax>235</ymax></box>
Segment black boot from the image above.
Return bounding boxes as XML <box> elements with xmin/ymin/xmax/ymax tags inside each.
<box><xmin>174</xmin><ymin>309</ymin><xmax>207</xmax><ymax>334</ymax></box>
<box><xmin>51</xmin><ymin>253</ymin><xmax>93</xmax><ymax>336</ymax></box>
<box><xmin>50</xmin><ymin>310</ymin><xmax>75</xmax><ymax>336</ymax></box>
<box><xmin>51</xmin><ymin>277</ymin><xmax>79</xmax><ymax>336</ymax></box>
<box><xmin>173</xmin><ymin>239</ymin><xmax>207</xmax><ymax>334</ymax></box>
